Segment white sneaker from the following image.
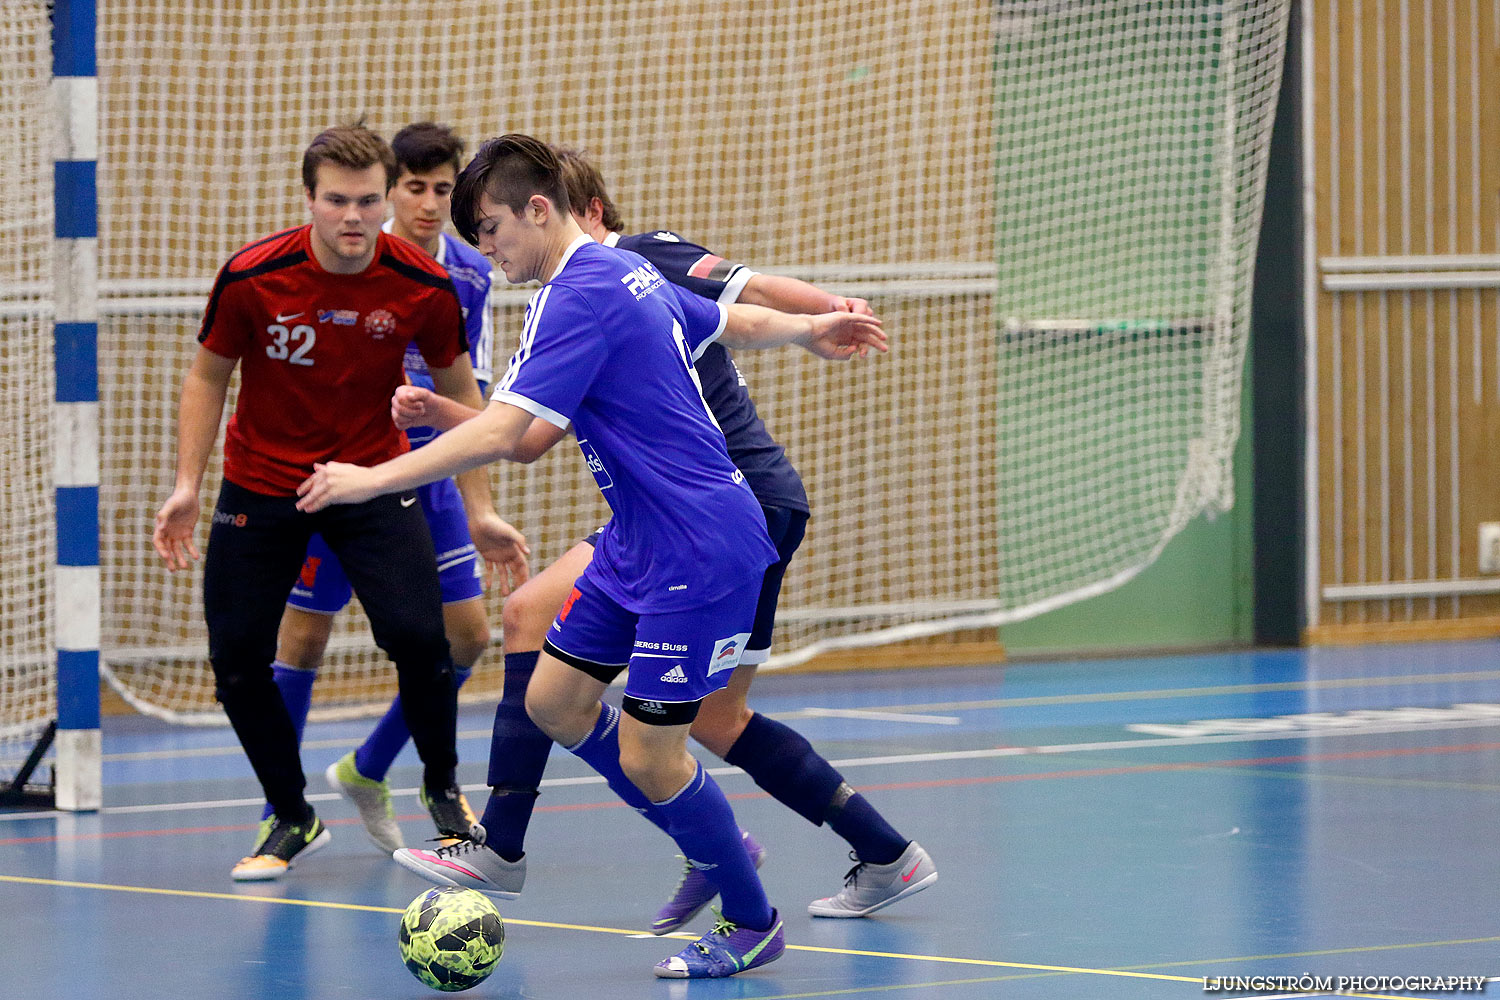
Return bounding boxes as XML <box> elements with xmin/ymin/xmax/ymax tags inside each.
<box><xmin>393</xmin><ymin>839</ymin><xmax>526</xmax><ymax>900</ymax></box>
<box><xmin>808</xmin><ymin>841</ymin><xmax>937</xmax><ymax>917</ymax></box>
<box><xmin>325</xmin><ymin>751</ymin><xmax>403</xmax><ymax>854</ymax></box>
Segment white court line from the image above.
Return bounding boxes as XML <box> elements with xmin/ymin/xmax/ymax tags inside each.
<box><xmin>4</xmin><ymin>715</ymin><xmax>1499</xmax><ymax>823</ymax></box>
<box><xmin>800</xmin><ymin>708</ymin><xmax>961</xmax><ymax>725</ymax></box>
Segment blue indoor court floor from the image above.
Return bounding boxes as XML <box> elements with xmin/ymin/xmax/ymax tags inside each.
<box><xmin>3</xmin><ymin>640</ymin><xmax>1499</xmax><ymax>999</ymax></box>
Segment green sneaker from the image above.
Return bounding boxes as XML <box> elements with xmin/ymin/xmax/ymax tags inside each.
<box><xmin>231</xmin><ymin>812</ymin><xmax>330</xmax><ymax>881</ymax></box>
<box><xmin>325</xmin><ymin>751</ymin><xmax>403</xmax><ymax>854</ymax></box>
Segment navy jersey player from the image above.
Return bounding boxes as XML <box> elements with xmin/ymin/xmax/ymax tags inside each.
<box><xmin>260</xmin><ymin>123</ymin><xmax>527</xmax><ymax>854</ymax></box>
<box><xmin>151</xmin><ymin>124</ymin><xmax>523</xmax><ymax>881</ymax></box>
<box><xmin>390</xmin><ymin>148</ymin><xmax>937</xmax><ymax>924</ymax></box>
<box><xmin>295</xmin><ymin>134</ymin><xmax>885</xmax><ymax>979</ymax></box>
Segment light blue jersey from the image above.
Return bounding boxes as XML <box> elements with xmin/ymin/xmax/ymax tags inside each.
<box><xmin>493</xmin><ymin>236</ymin><xmax>777</xmax><ymax>613</ymax></box>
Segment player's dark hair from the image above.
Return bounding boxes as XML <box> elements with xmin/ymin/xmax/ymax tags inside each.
<box><xmin>392</xmin><ymin>121</ymin><xmax>465</xmax><ymax>178</ymax></box>
<box><xmin>552</xmin><ymin>146</ymin><xmax>625</xmax><ymax>233</ymax></box>
<box><xmin>452</xmin><ymin>133</ymin><xmax>571</xmax><ymax>246</ymax></box>
<box><xmin>302</xmin><ymin>120</ymin><xmax>399</xmax><ymax>193</ymax></box>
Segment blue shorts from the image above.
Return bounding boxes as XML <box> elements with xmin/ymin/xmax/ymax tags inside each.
<box><xmin>542</xmin><ymin>572</ymin><xmax>762</xmax><ymax>709</ymax></box>
<box><xmin>577</xmin><ymin>504</ymin><xmax>807</xmax><ymax>665</ymax></box>
<box><xmin>286</xmin><ymin>477</ymin><xmax>482</xmax><ymax>613</ymax></box>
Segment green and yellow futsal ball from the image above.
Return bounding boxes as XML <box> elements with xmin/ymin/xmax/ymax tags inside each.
<box><xmin>398</xmin><ymin>886</ymin><xmax>505</xmax><ymax>991</ymax></box>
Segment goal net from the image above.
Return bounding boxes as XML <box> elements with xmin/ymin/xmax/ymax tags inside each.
<box><xmin>0</xmin><ymin>0</ymin><xmax>58</xmax><ymax>781</ymax></box>
<box><xmin>2</xmin><ymin>0</ymin><xmax>1291</xmax><ymax>736</ymax></box>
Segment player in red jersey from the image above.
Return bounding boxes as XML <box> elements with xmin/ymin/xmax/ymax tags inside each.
<box><xmin>151</xmin><ymin>123</ymin><xmax>529</xmax><ymax>881</ymax></box>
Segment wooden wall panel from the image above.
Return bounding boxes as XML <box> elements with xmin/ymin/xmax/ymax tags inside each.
<box><xmin>1308</xmin><ymin>0</ymin><xmax>1500</xmax><ymax>641</ymax></box>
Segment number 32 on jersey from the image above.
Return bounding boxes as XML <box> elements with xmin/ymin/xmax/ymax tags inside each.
<box><xmin>265</xmin><ymin>323</ymin><xmax>316</xmax><ymax>366</ymax></box>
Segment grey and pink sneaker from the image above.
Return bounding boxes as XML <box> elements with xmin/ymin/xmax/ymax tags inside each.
<box><xmin>651</xmin><ymin>829</ymin><xmax>766</xmax><ymax>934</ymax></box>
<box><xmin>392</xmin><ymin>838</ymin><xmax>525</xmax><ymax>900</ymax></box>
<box><xmin>808</xmin><ymin>840</ymin><xmax>937</xmax><ymax>917</ymax></box>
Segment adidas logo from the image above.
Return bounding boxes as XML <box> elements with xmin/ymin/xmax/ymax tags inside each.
<box><xmin>660</xmin><ymin>664</ymin><xmax>689</xmax><ymax>684</ymax></box>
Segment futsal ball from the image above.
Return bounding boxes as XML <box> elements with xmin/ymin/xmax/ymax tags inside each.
<box><xmin>398</xmin><ymin>886</ymin><xmax>505</xmax><ymax>992</ymax></box>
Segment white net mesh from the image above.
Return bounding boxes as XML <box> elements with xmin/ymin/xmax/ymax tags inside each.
<box><xmin>0</xmin><ymin>0</ymin><xmax>57</xmax><ymax>776</ymax></box>
<box><xmin>2</xmin><ymin>1</ymin><xmax>1290</xmax><ymax>728</ymax></box>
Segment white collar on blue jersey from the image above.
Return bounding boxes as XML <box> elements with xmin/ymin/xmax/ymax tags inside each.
<box><xmin>602</xmin><ymin>231</ymin><xmax>621</xmax><ymax>247</ymax></box>
<box><xmin>381</xmin><ymin>218</ymin><xmax>447</xmax><ymax>266</ymax></box>
<box><xmin>549</xmin><ymin>234</ymin><xmax>595</xmax><ymax>282</ymax></box>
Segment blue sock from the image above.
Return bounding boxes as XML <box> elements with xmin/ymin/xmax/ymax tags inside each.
<box><xmin>655</xmin><ymin>761</ymin><xmax>774</xmax><ymax>931</ymax></box>
<box><xmin>725</xmin><ymin>712</ymin><xmax>906</xmax><ymax>864</ymax></box>
<box><xmin>354</xmin><ymin>666</ymin><xmax>472</xmax><ymax>782</ymax></box>
<box><xmin>562</xmin><ymin>703</ymin><xmax>668</xmax><ymax>833</ymax></box>
<box><xmin>479</xmin><ymin>651</ymin><xmax>555</xmax><ymax>862</ymax></box>
<box><xmin>262</xmin><ymin>660</ymin><xmax>316</xmax><ymax>820</ymax></box>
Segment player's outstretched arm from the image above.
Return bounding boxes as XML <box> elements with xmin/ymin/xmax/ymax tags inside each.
<box><xmin>296</xmin><ymin>400</ymin><xmax>537</xmax><ymax>513</ymax></box>
<box><xmin>152</xmin><ymin>347</ymin><xmax>236</xmax><ymax>571</ymax></box>
<box><xmin>738</xmin><ymin>272</ymin><xmax>875</xmax><ymax>319</ymax></box>
<box><xmin>720</xmin><ymin>303</ymin><xmax>888</xmax><ymax>360</ymax></box>
<box><xmin>391</xmin><ymin>384</ymin><xmax>483</xmax><ymax>432</ymax></box>
<box><xmin>392</xmin><ymin>385</ymin><xmax>567</xmax><ymax>460</ymax></box>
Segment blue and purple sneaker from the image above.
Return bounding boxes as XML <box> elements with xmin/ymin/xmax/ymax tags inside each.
<box><xmin>653</xmin><ymin>908</ymin><xmax>785</xmax><ymax>979</ymax></box>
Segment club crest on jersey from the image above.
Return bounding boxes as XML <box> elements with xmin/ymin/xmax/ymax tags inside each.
<box><xmin>364</xmin><ymin>309</ymin><xmax>396</xmax><ymax>338</ymax></box>
<box><xmin>620</xmin><ymin>261</ymin><xmax>665</xmax><ymax>300</ymax></box>
<box><xmin>317</xmin><ymin>309</ymin><xmax>359</xmax><ymax>326</ymax></box>
<box><xmin>708</xmin><ymin>632</ymin><xmax>751</xmax><ymax>677</ymax></box>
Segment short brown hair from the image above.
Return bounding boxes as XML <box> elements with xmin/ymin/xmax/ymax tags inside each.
<box><xmin>302</xmin><ymin>122</ymin><xmax>399</xmax><ymax>194</ymax></box>
<box><xmin>392</xmin><ymin>122</ymin><xmax>465</xmax><ymax>178</ymax></box>
<box><xmin>452</xmin><ymin>133</ymin><xmax>571</xmax><ymax>246</ymax></box>
<box><xmin>552</xmin><ymin>146</ymin><xmax>624</xmax><ymax>233</ymax></box>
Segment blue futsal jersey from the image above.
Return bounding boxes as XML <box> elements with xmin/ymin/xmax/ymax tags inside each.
<box><xmin>493</xmin><ymin>236</ymin><xmax>777</xmax><ymax>613</ymax></box>
<box><xmin>385</xmin><ymin>223</ymin><xmax>495</xmax><ymax>447</ymax></box>
<box><xmin>608</xmin><ymin>231</ymin><xmax>809</xmax><ymax>514</ymax></box>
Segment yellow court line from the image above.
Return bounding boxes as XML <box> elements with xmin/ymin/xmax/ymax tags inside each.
<box><xmin>0</xmin><ymin>873</ymin><xmax>1460</xmax><ymax>999</ymax></box>
<box><xmin>0</xmin><ymin>873</ymin><xmax>1200</xmax><ymax>985</ymax></box>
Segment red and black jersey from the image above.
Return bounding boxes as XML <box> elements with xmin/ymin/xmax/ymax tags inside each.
<box><xmin>198</xmin><ymin>225</ymin><xmax>467</xmax><ymax>495</ymax></box>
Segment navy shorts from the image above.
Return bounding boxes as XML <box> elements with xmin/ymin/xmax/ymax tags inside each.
<box><xmin>287</xmin><ymin>477</ymin><xmax>482</xmax><ymax>613</ymax></box>
<box><xmin>542</xmin><ymin>572</ymin><xmax>762</xmax><ymax>711</ymax></box>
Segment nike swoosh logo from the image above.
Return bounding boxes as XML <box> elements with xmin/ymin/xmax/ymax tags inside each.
<box><xmin>419</xmin><ymin>853</ymin><xmax>483</xmax><ymax>880</ymax></box>
<box><xmin>400</xmin><ymin>496</ymin><xmax>417</xmax><ymax>507</ymax></box>
<box><xmin>901</xmin><ymin>861</ymin><xmax>921</xmax><ymax>882</ymax></box>
<box><xmin>276</xmin><ymin>311</ymin><xmax>304</xmax><ymax>323</ymax></box>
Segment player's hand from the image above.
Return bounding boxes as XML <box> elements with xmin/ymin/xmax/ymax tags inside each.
<box><xmin>152</xmin><ymin>487</ymin><xmax>202</xmax><ymax>572</ymax></box>
<box><xmin>831</xmin><ymin>295</ymin><xmax>875</xmax><ymax>317</ymax></box>
<box><xmin>295</xmin><ymin>462</ymin><xmax>380</xmax><ymax>512</ymax></box>
<box><xmin>392</xmin><ymin>384</ymin><xmax>435</xmax><ymax>430</ymax></box>
<box><xmin>468</xmin><ymin>512</ymin><xmax>531</xmax><ymax>596</ymax></box>
<box><xmin>799</xmin><ymin>310</ymin><xmax>888</xmax><ymax>360</ymax></box>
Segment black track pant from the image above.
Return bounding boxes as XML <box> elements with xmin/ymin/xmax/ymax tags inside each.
<box><xmin>203</xmin><ymin>480</ymin><xmax>458</xmax><ymax>821</ymax></box>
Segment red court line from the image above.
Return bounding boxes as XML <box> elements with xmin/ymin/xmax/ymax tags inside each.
<box><xmin>4</xmin><ymin>739</ymin><xmax>1497</xmax><ymax>847</ymax></box>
